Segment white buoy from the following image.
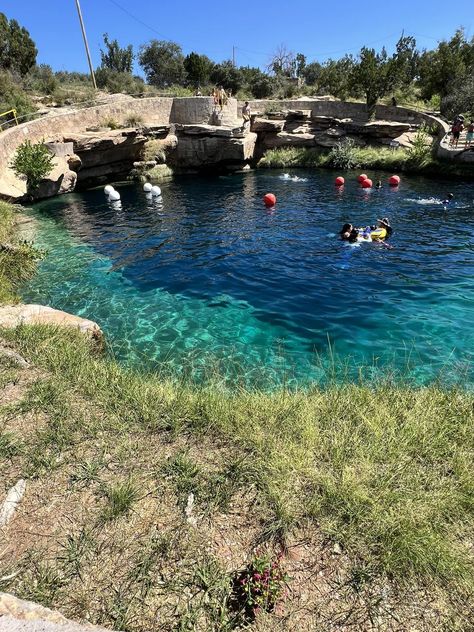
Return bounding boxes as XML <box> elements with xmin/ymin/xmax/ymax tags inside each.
<box><xmin>151</xmin><ymin>185</ymin><xmax>161</xmax><ymax>196</ymax></box>
<box><xmin>143</xmin><ymin>182</ymin><xmax>153</xmax><ymax>192</ymax></box>
<box><xmin>109</xmin><ymin>189</ymin><xmax>121</xmax><ymax>201</ymax></box>
<box><xmin>104</xmin><ymin>185</ymin><xmax>114</xmax><ymax>195</ymax></box>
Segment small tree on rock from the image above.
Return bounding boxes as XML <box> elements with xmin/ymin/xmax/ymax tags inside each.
<box><xmin>11</xmin><ymin>140</ymin><xmax>54</xmax><ymax>195</ymax></box>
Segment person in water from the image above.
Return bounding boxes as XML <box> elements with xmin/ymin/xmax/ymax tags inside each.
<box><xmin>377</xmin><ymin>217</ymin><xmax>393</xmax><ymax>237</ymax></box>
<box><xmin>442</xmin><ymin>193</ymin><xmax>454</xmax><ymax>206</ymax></box>
<box><xmin>375</xmin><ymin>180</ymin><xmax>382</xmax><ymax>189</ymax></box>
<box><xmin>340</xmin><ymin>223</ymin><xmax>353</xmax><ymax>240</ymax></box>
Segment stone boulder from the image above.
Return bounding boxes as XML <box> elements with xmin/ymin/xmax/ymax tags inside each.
<box><xmin>0</xmin><ymin>304</ymin><xmax>103</xmax><ymax>344</ymax></box>
<box><xmin>34</xmin><ymin>156</ymin><xmax>77</xmax><ymax>200</ymax></box>
<box><xmin>341</xmin><ymin>119</ymin><xmax>411</xmax><ymax>139</ymax></box>
<box><xmin>171</xmin><ymin>126</ymin><xmax>257</xmax><ymax>168</ymax></box>
<box><xmin>64</xmin><ymin>130</ymin><xmax>146</xmax><ymax>169</ymax></box>
<box><xmin>0</xmin><ymin>592</ymin><xmax>116</xmax><ymax>631</ymax></box>
<box><xmin>251</xmin><ymin>118</ymin><xmax>285</xmax><ymax>132</ymax></box>
<box><xmin>262</xmin><ymin>132</ymin><xmax>315</xmax><ymax>148</ymax></box>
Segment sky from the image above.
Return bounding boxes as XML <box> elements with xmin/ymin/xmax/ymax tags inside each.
<box><xmin>2</xmin><ymin>0</ymin><xmax>473</xmax><ymax>76</ymax></box>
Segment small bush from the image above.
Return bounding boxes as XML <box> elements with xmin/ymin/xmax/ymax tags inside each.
<box><xmin>10</xmin><ymin>140</ymin><xmax>55</xmax><ymax>193</ymax></box>
<box><xmin>101</xmin><ymin>117</ymin><xmax>120</xmax><ymax>130</ymax></box>
<box><xmin>328</xmin><ymin>138</ymin><xmax>360</xmax><ymax>169</ymax></box>
<box><xmin>95</xmin><ymin>67</ymin><xmax>145</xmax><ymax>95</ymax></box>
<box><xmin>124</xmin><ymin>114</ymin><xmax>143</xmax><ymax>127</ymax></box>
<box><xmin>406</xmin><ymin>126</ymin><xmax>432</xmax><ymax>166</ymax></box>
<box><xmin>231</xmin><ymin>551</ymin><xmax>287</xmax><ymax>621</ymax></box>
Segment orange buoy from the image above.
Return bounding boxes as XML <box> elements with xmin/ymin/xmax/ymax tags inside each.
<box><xmin>263</xmin><ymin>193</ymin><xmax>276</xmax><ymax>207</ymax></box>
<box><xmin>389</xmin><ymin>175</ymin><xmax>400</xmax><ymax>186</ymax></box>
<box><xmin>361</xmin><ymin>178</ymin><xmax>373</xmax><ymax>188</ymax></box>
<box><xmin>358</xmin><ymin>173</ymin><xmax>368</xmax><ymax>183</ymax></box>
<box><xmin>335</xmin><ymin>176</ymin><xmax>345</xmax><ymax>186</ymax></box>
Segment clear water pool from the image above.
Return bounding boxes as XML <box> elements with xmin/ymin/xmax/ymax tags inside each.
<box><xmin>21</xmin><ymin>169</ymin><xmax>474</xmax><ymax>387</ymax></box>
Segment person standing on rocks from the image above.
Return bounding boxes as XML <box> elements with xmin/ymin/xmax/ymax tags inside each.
<box><xmin>242</xmin><ymin>101</ymin><xmax>251</xmax><ymax>131</ymax></box>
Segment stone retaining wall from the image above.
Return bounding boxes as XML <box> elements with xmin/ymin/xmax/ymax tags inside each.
<box><xmin>241</xmin><ymin>99</ymin><xmax>448</xmax><ymax>134</ymax></box>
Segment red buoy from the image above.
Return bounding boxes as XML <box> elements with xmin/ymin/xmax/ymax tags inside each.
<box><xmin>389</xmin><ymin>175</ymin><xmax>400</xmax><ymax>186</ymax></box>
<box><xmin>361</xmin><ymin>178</ymin><xmax>373</xmax><ymax>188</ymax></box>
<box><xmin>263</xmin><ymin>193</ymin><xmax>276</xmax><ymax>207</ymax></box>
<box><xmin>335</xmin><ymin>176</ymin><xmax>345</xmax><ymax>186</ymax></box>
<box><xmin>358</xmin><ymin>173</ymin><xmax>368</xmax><ymax>183</ymax></box>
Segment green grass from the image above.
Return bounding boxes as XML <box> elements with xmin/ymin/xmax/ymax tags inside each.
<box><xmin>3</xmin><ymin>326</ymin><xmax>474</xmax><ymax>587</ymax></box>
<box><xmin>258</xmin><ymin>146</ymin><xmax>474</xmax><ymax>180</ymax></box>
<box><xmin>0</xmin><ymin>201</ymin><xmax>44</xmax><ymax>303</ymax></box>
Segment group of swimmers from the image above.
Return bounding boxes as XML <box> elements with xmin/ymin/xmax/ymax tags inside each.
<box><xmin>340</xmin><ymin>218</ymin><xmax>393</xmax><ymax>243</ymax></box>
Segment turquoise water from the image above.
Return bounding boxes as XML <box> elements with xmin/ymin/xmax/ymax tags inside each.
<box><xmin>21</xmin><ymin>170</ymin><xmax>474</xmax><ymax>387</ymax></box>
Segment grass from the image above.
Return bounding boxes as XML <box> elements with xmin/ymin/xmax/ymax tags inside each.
<box><xmin>0</xmin><ymin>324</ymin><xmax>473</xmax><ymax>630</ymax></box>
<box><xmin>0</xmin><ymin>201</ymin><xmax>45</xmax><ymax>303</ymax></box>
<box><xmin>258</xmin><ymin>146</ymin><xmax>474</xmax><ymax>180</ymax></box>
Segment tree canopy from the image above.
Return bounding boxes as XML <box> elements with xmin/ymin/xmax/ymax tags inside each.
<box><xmin>138</xmin><ymin>40</ymin><xmax>186</xmax><ymax>88</ymax></box>
<box><xmin>0</xmin><ymin>12</ymin><xmax>37</xmax><ymax>76</ymax></box>
<box><xmin>100</xmin><ymin>33</ymin><xmax>133</xmax><ymax>74</ymax></box>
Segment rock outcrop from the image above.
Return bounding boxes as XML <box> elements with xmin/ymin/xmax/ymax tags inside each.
<box><xmin>170</xmin><ymin>124</ymin><xmax>257</xmax><ymax>169</ymax></box>
<box><xmin>64</xmin><ymin>129</ymin><xmax>146</xmax><ymax>188</ymax></box>
<box><xmin>0</xmin><ymin>304</ymin><xmax>103</xmax><ymax>343</ymax></box>
<box><xmin>0</xmin><ymin>592</ymin><xmax>116</xmax><ymax>632</ymax></box>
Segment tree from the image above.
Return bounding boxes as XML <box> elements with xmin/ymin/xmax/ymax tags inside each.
<box><xmin>318</xmin><ymin>56</ymin><xmax>356</xmax><ymax>99</ymax></box>
<box><xmin>0</xmin><ymin>12</ymin><xmax>37</xmax><ymax>76</ymax></box>
<box><xmin>295</xmin><ymin>53</ymin><xmax>306</xmax><ymax>78</ymax></box>
<box><xmin>302</xmin><ymin>61</ymin><xmax>322</xmax><ymax>86</ymax></box>
<box><xmin>441</xmin><ymin>75</ymin><xmax>474</xmax><ymax>118</ymax></box>
<box><xmin>350</xmin><ymin>36</ymin><xmax>417</xmax><ymax>120</ymax></box>
<box><xmin>100</xmin><ymin>33</ymin><xmax>133</xmax><ymax>73</ymax></box>
<box><xmin>184</xmin><ymin>52</ymin><xmax>213</xmax><ymax>87</ymax></box>
<box><xmin>268</xmin><ymin>44</ymin><xmax>296</xmax><ymax>77</ymax></box>
<box><xmin>418</xmin><ymin>29</ymin><xmax>474</xmax><ymax>100</ymax></box>
<box><xmin>210</xmin><ymin>61</ymin><xmax>244</xmax><ymax>94</ymax></box>
<box><xmin>138</xmin><ymin>40</ymin><xmax>185</xmax><ymax>87</ymax></box>
<box><xmin>11</xmin><ymin>140</ymin><xmax>54</xmax><ymax>194</ymax></box>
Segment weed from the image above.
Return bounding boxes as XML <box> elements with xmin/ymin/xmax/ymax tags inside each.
<box><xmin>99</xmin><ymin>479</ymin><xmax>139</xmax><ymax>522</ymax></box>
<box><xmin>0</xmin><ymin>430</ymin><xmax>21</xmax><ymax>459</ymax></box>
<box><xmin>58</xmin><ymin>529</ymin><xmax>95</xmax><ymax>580</ymax></box>
<box><xmin>101</xmin><ymin>117</ymin><xmax>120</xmax><ymax>130</ymax></box>
<box><xmin>162</xmin><ymin>451</ymin><xmax>202</xmax><ymax>505</ymax></box>
<box><xmin>231</xmin><ymin>551</ymin><xmax>287</xmax><ymax>622</ymax></box>
<box><xmin>124</xmin><ymin>114</ymin><xmax>143</xmax><ymax>127</ymax></box>
<box><xmin>328</xmin><ymin>138</ymin><xmax>360</xmax><ymax>170</ymax></box>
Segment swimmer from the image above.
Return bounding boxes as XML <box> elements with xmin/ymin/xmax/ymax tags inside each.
<box><xmin>442</xmin><ymin>193</ymin><xmax>454</xmax><ymax>207</ymax></box>
<box><xmin>340</xmin><ymin>223</ymin><xmax>353</xmax><ymax>240</ymax></box>
<box><xmin>376</xmin><ymin>217</ymin><xmax>393</xmax><ymax>237</ymax></box>
<box><xmin>375</xmin><ymin>180</ymin><xmax>382</xmax><ymax>189</ymax></box>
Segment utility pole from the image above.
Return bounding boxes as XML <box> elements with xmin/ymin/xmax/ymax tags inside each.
<box><xmin>75</xmin><ymin>0</ymin><xmax>97</xmax><ymax>89</ymax></box>
<box><xmin>232</xmin><ymin>45</ymin><xmax>236</xmax><ymax>67</ymax></box>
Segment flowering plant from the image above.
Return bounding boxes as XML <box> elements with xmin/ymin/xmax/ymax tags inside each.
<box><xmin>232</xmin><ymin>551</ymin><xmax>287</xmax><ymax>620</ymax></box>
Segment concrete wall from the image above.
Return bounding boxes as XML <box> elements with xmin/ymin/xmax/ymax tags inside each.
<box><xmin>241</xmin><ymin>99</ymin><xmax>448</xmax><ymax>134</ymax></box>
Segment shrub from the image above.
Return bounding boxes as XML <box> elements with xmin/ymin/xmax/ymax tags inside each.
<box><xmin>0</xmin><ymin>71</ymin><xmax>36</xmax><ymax>123</ymax></box>
<box><xmin>10</xmin><ymin>139</ymin><xmax>54</xmax><ymax>193</ymax></box>
<box><xmin>101</xmin><ymin>117</ymin><xmax>120</xmax><ymax>130</ymax></box>
<box><xmin>95</xmin><ymin>67</ymin><xmax>145</xmax><ymax>95</ymax></box>
<box><xmin>406</xmin><ymin>125</ymin><xmax>432</xmax><ymax>165</ymax></box>
<box><xmin>327</xmin><ymin>138</ymin><xmax>360</xmax><ymax>169</ymax></box>
<box><xmin>124</xmin><ymin>114</ymin><xmax>143</xmax><ymax>127</ymax></box>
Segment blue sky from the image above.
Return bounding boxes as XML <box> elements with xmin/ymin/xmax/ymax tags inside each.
<box><xmin>2</xmin><ymin>0</ymin><xmax>473</xmax><ymax>75</ymax></box>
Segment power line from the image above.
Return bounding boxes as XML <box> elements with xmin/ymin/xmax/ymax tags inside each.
<box><xmin>105</xmin><ymin>0</ymin><xmax>171</xmax><ymax>40</ymax></box>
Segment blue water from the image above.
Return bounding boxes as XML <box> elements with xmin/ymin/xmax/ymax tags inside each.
<box><xmin>21</xmin><ymin>170</ymin><xmax>474</xmax><ymax>387</ymax></box>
